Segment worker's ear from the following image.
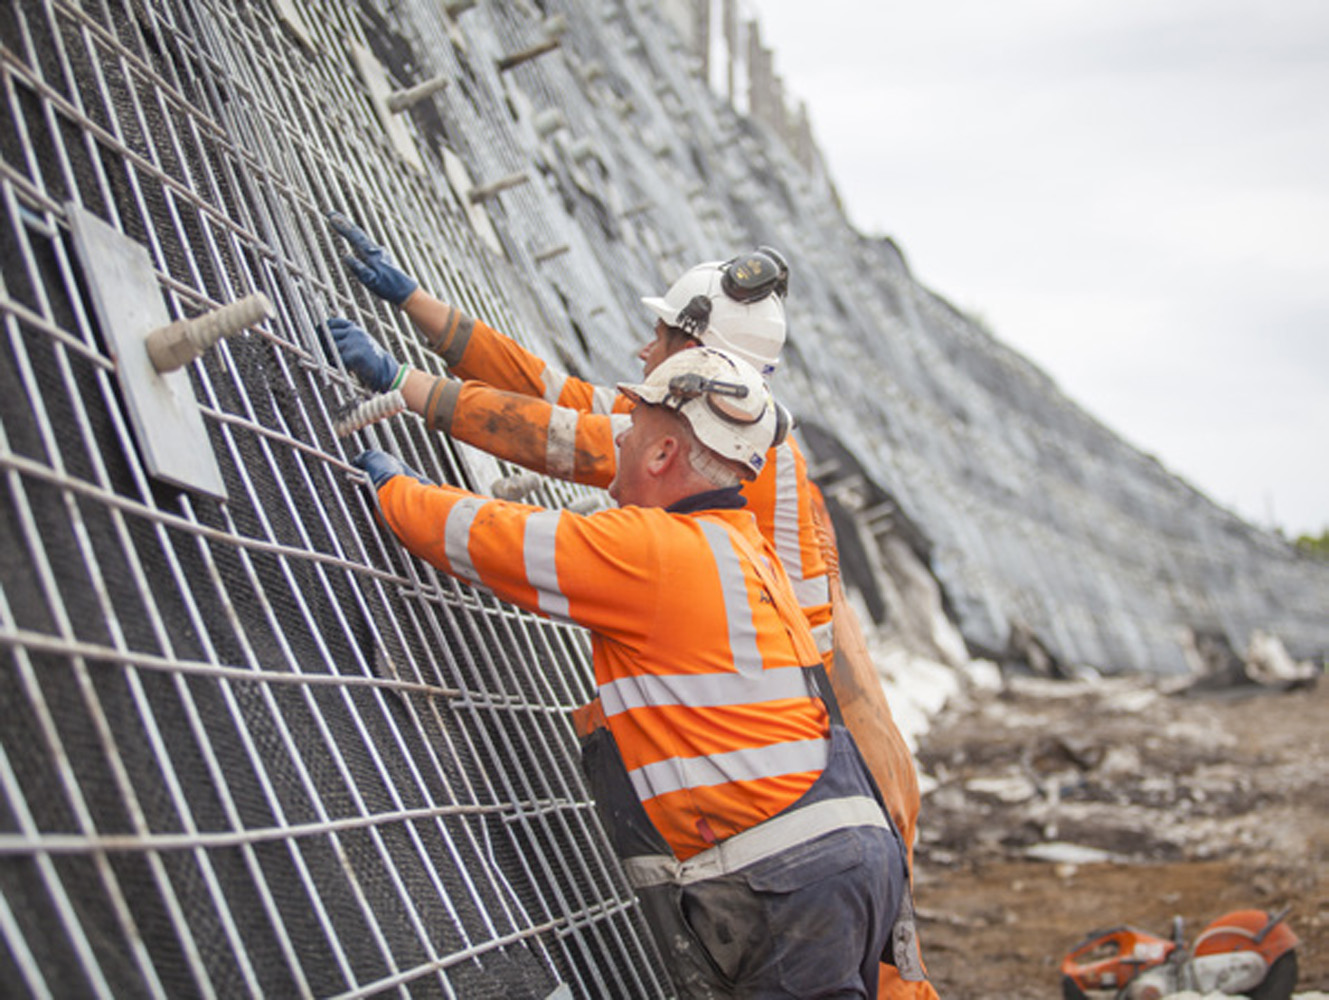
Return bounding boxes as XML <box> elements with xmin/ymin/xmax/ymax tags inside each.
<box><xmin>646</xmin><ymin>433</ymin><xmax>682</xmax><ymax>478</ymax></box>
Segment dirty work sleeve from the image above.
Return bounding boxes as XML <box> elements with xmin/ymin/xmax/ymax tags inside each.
<box><xmin>374</xmin><ymin>474</ymin><xmax>657</xmax><ymax>644</ymax></box>
<box><xmin>415</xmin><ymin>300</ymin><xmax>626</xmax><ymax>416</ymax></box>
<box><xmin>420</xmin><ymin>378</ymin><xmax>625</xmax><ymax>488</ymax></box>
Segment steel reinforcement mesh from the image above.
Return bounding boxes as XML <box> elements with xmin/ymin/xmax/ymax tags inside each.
<box><xmin>0</xmin><ymin>0</ymin><xmax>669</xmax><ymax>996</ymax></box>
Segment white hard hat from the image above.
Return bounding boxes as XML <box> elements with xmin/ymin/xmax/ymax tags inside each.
<box><xmin>617</xmin><ymin>346</ymin><xmax>790</xmax><ymax>478</ymax></box>
<box><xmin>641</xmin><ymin>250</ymin><xmax>788</xmax><ymax>377</ymax></box>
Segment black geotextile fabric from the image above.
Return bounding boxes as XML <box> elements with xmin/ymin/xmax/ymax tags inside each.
<box><xmin>0</xmin><ymin>231</ymin><xmax>574</xmax><ymax>1000</ymax></box>
<box><xmin>0</xmin><ymin>1</ymin><xmax>667</xmax><ymax>996</ymax></box>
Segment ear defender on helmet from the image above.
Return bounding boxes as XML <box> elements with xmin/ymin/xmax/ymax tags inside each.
<box><xmin>771</xmin><ymin>399</ymin><xmax>792</xmax><ymax>448</ymax></box>
<box><xmin>674</xmin><ymin>295</ymin><xmax>713</xmax><ymax>339</ymax></box>
<box><xmin>641</xmin><ymin>251</ymin><xmax>790</xmax><ymax>376</ymax></box>
<box><xmin>720</xmin><ymin>248</ymin><xmax>788</xmax><ymax>303</ymax></box>
<box><xmin>755</xmin><ymin>246</ymin><xmax>790</xmax><ymax>299</ymax></box>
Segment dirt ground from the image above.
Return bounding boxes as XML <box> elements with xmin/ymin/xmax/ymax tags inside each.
<box><xmin>907</xmin><ymin>671</ymin><xmax>1329</xmax><ymax>999</ymax></box>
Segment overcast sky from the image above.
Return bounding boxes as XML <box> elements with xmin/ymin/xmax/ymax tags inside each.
<box><xmin>748</xmin><ymin>0</ymin><xmax>1329</xmax><ymax>537</ymax></box>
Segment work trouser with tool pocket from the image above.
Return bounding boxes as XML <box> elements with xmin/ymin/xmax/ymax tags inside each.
<box><xmin>577</xmin><ymin>716</ymin><xmax>924</xmax><ymax>998</ymax></box>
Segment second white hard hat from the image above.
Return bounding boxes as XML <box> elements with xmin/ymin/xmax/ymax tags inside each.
<box><xmin>641</xmin><ymin>251</ymin><xmax>788</xmax><ymax>377</ymax></box>
<box><xmin>617</xmin><ymin>346</ymin><xmax>789</xmax><ymax>478</ymax></box>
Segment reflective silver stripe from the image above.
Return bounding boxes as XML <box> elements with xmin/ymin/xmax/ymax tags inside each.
<box><xmin>599</xmin><ymin>665</ymin><xmax>814</xmax><ymax>717</ymax></box>
<box><xmin>696</xmin><ymin>520</ymin><xmax>764</xmax><ymax>677</ymax></box>
<box><xmin>792</xmin><ymin>571</ymin><xmax>830</xmax><ymax>610</ymax></box>
<box><xmin>545</xmin><ymin>407</ymin><xmax>579</xmax><ymax>480</ymax></box>
<box><xmin>591</xmin><ymin>385</ymin><xmax>619</xmax><ymax>415</ymax></box>
<box><xmin>523</xmin><ymin>510</ymin><xmax>569</xmax><ymax>620</ymax></box>
<box><xmin>628</xmin><ymin>737</ymin><xmax>828</xmax><ymax>802</ymax></box>
<box><xmin>443</xmin><ymin>496</ymin><xmax>484</xmax><ymax>586</ymax></box>
<box><xmin>810</xmin><ymin>621</ymin><xmax>834</xmax><ymax>655</ymax></box>
<box><xmin>621</xmin><ymin>795</ymin><xmax>888</xmax><ymax>888</ymax></box>
<box><xmin>540</xmin><ymin>364</ymin><xmax>567</xmax><ymax>405</ymax></box>
<box><xmin>771</xmin><ymin>441</ymin><xmax>803</xmax><ymax>583</ymax></box>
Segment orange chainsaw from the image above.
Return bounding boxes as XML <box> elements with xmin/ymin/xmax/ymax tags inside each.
<box><xmin>1061</xmin><ymin>907</ymin><xmax>1299</xmax><ymax>1000</ymax></box>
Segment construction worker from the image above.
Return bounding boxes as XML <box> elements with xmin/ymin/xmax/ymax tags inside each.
<box><xmin>350</xmin><ymin>346</ymin><xmax>915</xmax><ymax>996</ymax></box>
<box><xmin>327</xmin><ymin>214</ymin><xmax>935</xmax><ymax>996</ymax></box>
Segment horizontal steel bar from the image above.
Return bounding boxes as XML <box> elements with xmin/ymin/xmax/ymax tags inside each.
<box><xmin>0</xmin><ymin>625</ymin><xmax>588</xmax><ymax>722</ymax></box>
<box><xmin>0</xmin><ymin>447</ymin><xmax>407</xmax><ymax>584</ymax></box>
<box><xmin>328</xmin><ymin>916</ymin><xmax>568</xmax><ymax>1000</ymax></box>
<box><xmin>0</xmin><ymin>800</ymin><xmax>516</xmax><ymax>856</ymax></box>
<box><xmin>0</xmin><ymin>288</ymin><xmax>118</xmax><ymax>368</ymax></box>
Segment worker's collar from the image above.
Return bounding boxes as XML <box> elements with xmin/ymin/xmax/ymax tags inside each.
<box><xmin>667</xmin><ymin>485</ymin><xmax>746</xmax><ymax>514</ymax></box>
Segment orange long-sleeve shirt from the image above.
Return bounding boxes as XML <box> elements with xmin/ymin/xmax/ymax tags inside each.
<box><xmin>375</xmin><ymin>473</ymin><xmax>830</xmax><ymax>860</ymax></box>
<box><xmin>419</xmin><ymin>306</ymin><xmax>832</xmax><ymax>639</ymax></box>
<box><xmin>408</xmin><ymin>298</ymin><xmax>934</xmax><ymax>996</ymax></box>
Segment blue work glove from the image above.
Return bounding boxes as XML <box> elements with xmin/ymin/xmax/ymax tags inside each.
<box><xmin>327</xmin><ymin>211</ymin><xmax>420</xmax><ymax>305</ymax></box>
<box><xmin>353</xmin><ymin>449</ymin><xmax>434</xmax><ymax>489</ymax></box>
<box><xmin>327</xmin><ymin>317</ymin><xmax>407</xmax><ymax>393</ymax></box>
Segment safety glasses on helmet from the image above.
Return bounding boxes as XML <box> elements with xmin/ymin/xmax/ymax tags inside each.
<box><xmin>663</xmin><ymin>371</ymin><xmax>791</xmax><ymax>446</ymax></box>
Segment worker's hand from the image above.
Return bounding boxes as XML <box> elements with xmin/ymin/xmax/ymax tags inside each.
<box><xmin>328</xmin><ymin>211</ymin><xmax>419</xmax><ymax>305</ymax></box>
<box><xmin>353</xmin><ymin>449</ymin><xmax>434</xmax><ymax>488</ymax></box>
<box><xmin>327</xmin><ymin>317</ymin><xmax>407</xmax><ymax>393</ymax></box>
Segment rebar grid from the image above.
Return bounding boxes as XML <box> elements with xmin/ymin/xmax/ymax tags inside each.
<box><xmin>0</xmin><ymin>0</ymin><xmax>668</xmax><ymax>996</ymax></box>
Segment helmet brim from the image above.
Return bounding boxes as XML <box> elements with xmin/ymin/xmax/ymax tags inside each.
<box><xmin>640</xmin><ymin>295</ymin><xmax>676</xmax><ymax>327</ymax></box>
<box><xmin>616</xmin><ymin>380</ymin><xmax>667</xmax><ymax>407</ymax></box>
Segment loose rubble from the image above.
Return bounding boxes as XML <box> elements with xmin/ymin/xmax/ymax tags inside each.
<box><xmin>906</xmin><ymin>666</ymin><xmax>1328</xmax><ymax>999</ymax></box>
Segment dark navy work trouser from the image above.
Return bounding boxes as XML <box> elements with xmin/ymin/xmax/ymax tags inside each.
<box><xmin>582</xmin><ymin>723</ymin><xmax>908</xmax><ymax>998</ymax></box>
<box><xmin>638</xmin><ymin>822</ymin><xmax>903</xmax><ymax>998</ymax></box>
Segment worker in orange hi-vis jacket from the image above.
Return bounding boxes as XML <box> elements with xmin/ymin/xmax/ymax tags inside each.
<box><xmin>326</xmin><ymin>213</ymin><xmax>918</xmax><ymax>827</ymax></box>
<box><xmin>328</xmin><ymin>214</ymin><xmax>936</xmax><ymax>997</ymax></box>
<box><xmin>351</xmin><ymin>347</ymin><xmax>925</xmax><ymax>997</ymax></box>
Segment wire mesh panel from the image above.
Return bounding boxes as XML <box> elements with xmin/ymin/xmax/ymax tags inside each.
<box><xmin>0</xmin><ymin>0</ymin><xmax>669</xmax><ymax>995</ymax></box>
<box><xmin>5</xmin><ymin>0</ymin><xmax>1328</xmax><ymax>991</ymax></box>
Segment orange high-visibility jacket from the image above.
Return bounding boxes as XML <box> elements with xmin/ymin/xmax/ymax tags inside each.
<box><xmin>411</xmin><ymin>302</ymin><xmax>935</xmax><ymax>995</ymax></box>
<box><xmin>374</xmin><ymin>473</ymin><xmax>831</xmax><ymax>860</ymax></box>
<box><xmin>412</xmin><ymin>303</ymin><xmax>923</xmax><ymax>852</ymax></box>
<box><xmin>418</xmin><ymin>306</ymin><xmax>833</xmax><ymax>641</ymax></box>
